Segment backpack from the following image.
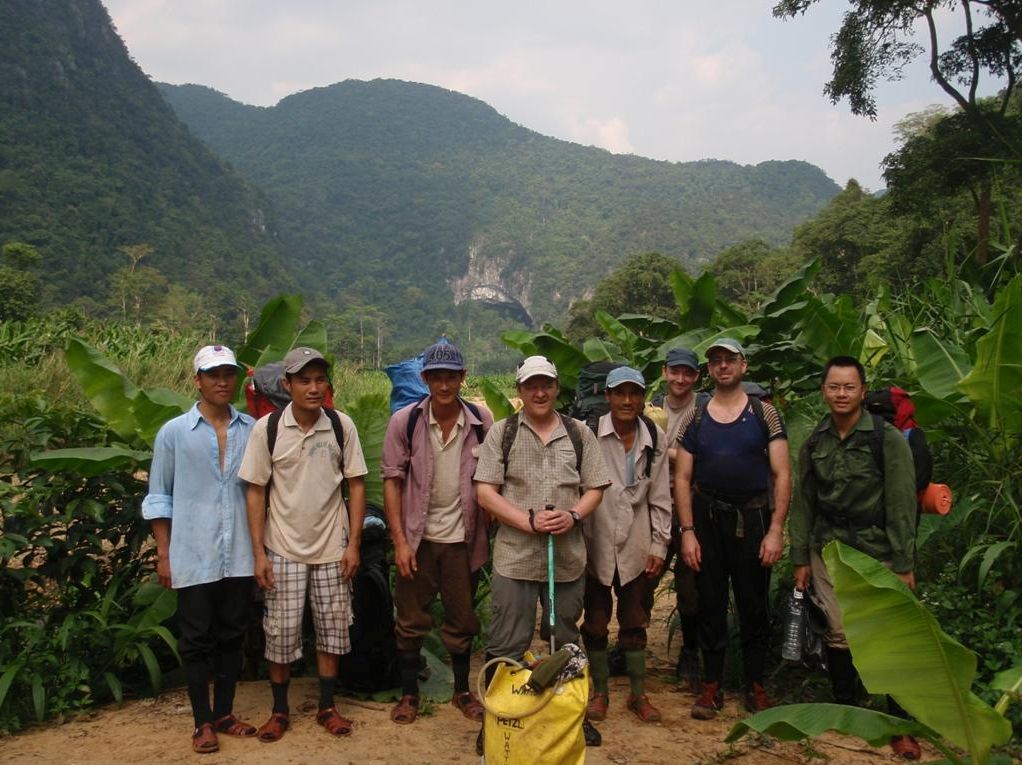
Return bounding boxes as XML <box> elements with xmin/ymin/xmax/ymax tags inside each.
<box><xmin>864</xmin><ymin>387</ymin><xmax>934</xmax><ymax>493</ymax></box>
<box><xmin>384</xmin><ymin>353</ymin><xmax>429</xmax><ymax>414</ymax></box>
<box><xmin>404</xmin><ymin>396</ymin><xmax>486</xmax><ymax>446</ymax></box>
<box><xmin>337</xmin><ymin>503</ymin><xmax>401</xmax><ymax>693</ymax></box>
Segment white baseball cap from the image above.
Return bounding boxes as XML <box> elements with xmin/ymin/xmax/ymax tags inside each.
<box><xmin>516</xmin><ymin>355</ymin><xmax>558</xmax><ymax>383</ymax></box>
<box><xmin>193</xmin><ymin>345</ymin><xmax>240</xmax><ymax>373</ymax></box>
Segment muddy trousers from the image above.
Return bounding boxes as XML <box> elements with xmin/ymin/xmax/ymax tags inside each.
<box><xmin>177</xmin><ymin>576</ymin><xmax>254</xmax><ymax>727</ymax></box>
<box><xmin>692</xmin><ymin>490</ymin><xmax>771</xmax><ymax>688</ymax></box>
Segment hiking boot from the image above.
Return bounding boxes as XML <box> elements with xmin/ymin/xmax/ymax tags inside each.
<box><xmin>586</xmin><ymin>692</ymin><xmax>609</xmax><ymax>721</ymax></box>
<box><xmin>675</xmin><ymin>647</ymin><xmax>700</xmax><ymax>693</ymax></box>
<box><xmin>582</xmin><ymin>718</ymin><xmax>602</xmax><ymax>747</ymax></box>
<box><xmin>890</xmin><ymin>735</ymin><xmax>921</xmax><ymax>760</ymax></box>
<box><xmin>626</xmin><ymin>693</ymin><xmax>662</xmax><ymax>723</ymax></box>
<box><xmin>744</xmin><ymin>682</ymin><xmax>772</xmax><ymax>713</ymax></box>
<box><xmin>691</xmin><ymin>681</ymin><xmax>724</xmax><ymax>720</ymax></box>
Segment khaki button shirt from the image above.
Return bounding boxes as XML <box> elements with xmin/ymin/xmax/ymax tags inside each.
<box><xmin>584</xmin><ymin>414</ymin><xmax>672</xmax><ymax>587</ymax></box>
<box><xmin>474</xmin><ymin>415</ymin><xmax>610</xmax><ymax>582</ymax></box>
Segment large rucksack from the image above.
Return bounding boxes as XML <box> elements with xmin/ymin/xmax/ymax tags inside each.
<box><xmin>337</xmin><ymin>503</ymin><xmax>401</xmax><ymax>693</ymax></box>
<box><xmin>864</xmin><ymin>387</ymin><xmax>933</xmax><ymax>492</ymax></box>
<box><xmin>245</xmin><ymin>360</ymin><xmax>337</xmax><ymax>419</ymax></box>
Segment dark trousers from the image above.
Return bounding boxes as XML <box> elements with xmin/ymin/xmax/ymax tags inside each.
<box><xmin>177</xmin><ymin>576</ymin><xmax>254</xmax><ymax>726</ymax></box>
<box><xmin>581</xmin><ymin>572</ymin><xmax>653</xmax><ymax>652</ymax></box>
<box><xmin>394</xmin><ymin>540</ymin><xmax>480</xmax><ymax>655</ymax></box>
<box><xmin>692</xmin><ymin>489</ymin><xmax>771</xmax><ymax>688</ymax></box>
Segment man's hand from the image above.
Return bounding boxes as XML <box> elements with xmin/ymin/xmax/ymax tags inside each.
<box><xmin>895</xmin><ymin>570</ymin><xmax>916</xmax><ymax>590</ymax></box>
<box><xmin>681</xmin><ymin>531</ymin><xmax>701</xmax><ymax>572</ymax></box>
<box><xmin>394</xmin><ymin>541</ymin><xmax>417</xmax><ymax>579</ymax></box>
<box><xmin>340</xmin><ymin>545</ymin><xmax>361</xmax><ymax>581</ymax></box>
<box><xmin>793</xmin><ymin>564</ymin><xmax>811</xmax><ymax>591</ymax></box>
<box><xmin>534</xmin><ymin>508</ymin><xmax>573</xmax><ymax>536</ymax></box>
<box><xmin>156</xmin><ymin>553</ymin><xmax>172</xmax><ymax>589</ymax></box>
<box><xmin>644</xmin><ymin>555</ymin><xmax>665</xmax><ymax>578</ymax></box>
<box><xmin>759</xmin><ymin>528</ymin><xmax>784</xmax><ymax>567</ymax></box>
<box><xmin>254</xmin><ymin>552</ymin><xmax>274</xmax><ymax>590</ymax></box>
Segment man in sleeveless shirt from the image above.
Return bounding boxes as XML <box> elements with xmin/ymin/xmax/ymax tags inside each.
<box><xmin>674</xmin><ymin>339</ymin><xmax>791</xmax><ymax>719</ymax></box>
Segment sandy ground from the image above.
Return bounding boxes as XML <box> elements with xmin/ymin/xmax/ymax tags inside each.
<box><xmin>0</xmin><ymin>598</ymin><xmax>929</xmax><ymax>765</ymax></box>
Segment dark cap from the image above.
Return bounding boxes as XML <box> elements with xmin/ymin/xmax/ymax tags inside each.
<box><xmin>421</xmin><ymin>341</ymin><xmax>465</xmax><ymax>372</ymax></box>
<box><xmin>282</xmin><ymin>347</ymin><xmax>329</xmax><ymax>374</ymax></box>
<box><xmin>665</xmin><ymin>347</ymin><xmax>699</xmax><ymax>370</ymax></box>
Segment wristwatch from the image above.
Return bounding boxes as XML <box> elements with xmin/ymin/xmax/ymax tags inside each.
<box><xmin>569</xmin><ymin>510</ymin><xmax>582</xmax><ymax>526</ymax></box>
<box><xmin>680</xmin><ymin>525</ymin><xmax>695</xmax><ymax>533</ymax></box>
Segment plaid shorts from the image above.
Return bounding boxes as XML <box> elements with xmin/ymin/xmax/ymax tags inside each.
<box><xmin>262</xmin><ymin>550</ymin><xmax>353</xmax><ymax>663</ymax></box>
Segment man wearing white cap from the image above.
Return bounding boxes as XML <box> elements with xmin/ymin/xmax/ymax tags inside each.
<box><xmin>674</xmin><ymin>339</ymin><xmax>791</xmax><ymax>720</ymax></box>
<box><xmin>473</xmin><ymin>355</ymin><xmax>610</xmax><ymax>751</ymax></box>
<box><xmin>240</xmin><ymin>347</ymin><xmax>368</xmax><ymax>742</ymax></box>
<box><xmin>143</xmin><ymin>345</ymin><xmax>257</xmax><ymax>754</ymax></box>
<box><xmin>581</xmin><ymin>366</ymin><xmax>671</xmax><ymax>724</ymax></box>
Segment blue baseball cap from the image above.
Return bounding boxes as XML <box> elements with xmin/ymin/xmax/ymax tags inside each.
<box><xmin>421</xmin><ymin>341</ymin><xmax>466</xmax><ymax>372</ymax></box>
<box><xmin>665</xmin><ymin>347</ymin><xmax>699</xmax><ymax>370</ymax></box>
<box><xmin>605</xmin><ymin>366</ymin><xmax>646</xmax><ymax>390</ymax></box>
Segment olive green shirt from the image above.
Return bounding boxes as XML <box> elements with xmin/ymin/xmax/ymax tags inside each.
<box><xmin>789</xmin><ymin>411</ymin><xmax>917</xmax><ymax>573</ymax></box>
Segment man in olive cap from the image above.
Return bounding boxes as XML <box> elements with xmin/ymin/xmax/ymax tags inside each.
<box><xmin>240</xmin><ymin>347</ymin><xmax>368</xmax><ymax>742</ymax></box>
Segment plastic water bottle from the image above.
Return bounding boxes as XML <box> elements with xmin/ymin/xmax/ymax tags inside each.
<box><xmin>780</xmin><ymin>588</ymin><xmax>806</xmax><ymax>661</ymax></box>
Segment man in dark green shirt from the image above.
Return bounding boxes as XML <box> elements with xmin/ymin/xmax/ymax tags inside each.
<box><xmin>788</xmin><ymin>355</ymin><xmax>920</xmax><ymax>760</ymax></box>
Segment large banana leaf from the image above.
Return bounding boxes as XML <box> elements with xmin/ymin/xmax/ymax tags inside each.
<box><xmin>911</xmin><ymin>329</ymin><xmax>972</xmax><ymax>401</ymax></box>
<box><xmin>825</xmin><ymin>541</ymin><xmax>1012</xmax><ymax>764</ymax></box>
<box><xmin>236</xmin><ymin>294</ymin><xmax>302</xmax><ymax>368</ymax></box>
<box><xmin>65</xmin><ymin>338</ymin><xmax>140</xmax><ymax>442</ymax></box>
<box><xmin>30</xmin><ymin>447</ymin><xmax>152</xmax><ymax>477</ymax></box>
<box><xmin>342</xmin><ymin>392</ymin><xmax>390</xmax><ymax>509</ymax></box>
<box><xmin>797</xmin><ymin>294</ymin><xmax>861</xmax><ymax>361</ymax></box>
<box><xmin>132</xmin><ymin>388</ymin><xmax>192</xmax><ymax>447</ymax></box>
<box><xmin>726</xmin><ymin>703</ymin><xmax>927</xmax><ymax>747</ymax></box>
<box><xmin>957</xmin><ymin>275</ymin><xmax>1022</xmax><ymax>435</ymax></box>
<box><xmin>595</xmin><ymin>311</ymin><xmax>637</xmax><ymax>358</ymax></box>
<box><xmin>478</xmin><ymin>378</ymin><xmax>514</xmax><ymax>420</ymax></box>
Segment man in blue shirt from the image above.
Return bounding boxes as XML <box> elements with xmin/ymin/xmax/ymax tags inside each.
<box><xmin>142</xmin><ymin>345</ymin><xmax>257</xmax><ymax>754</ymax></box>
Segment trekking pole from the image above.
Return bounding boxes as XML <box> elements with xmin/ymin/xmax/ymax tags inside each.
<box><xmin>545</xmin><ymin>503</ymin><xmax>556</xmax><ymax>654</ymax></box>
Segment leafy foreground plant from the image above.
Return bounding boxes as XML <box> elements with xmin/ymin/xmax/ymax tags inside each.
<box><xmin>727</xmin><ymin>542</ymin><xmax>1018</xmax><ymax>765</ymax></box>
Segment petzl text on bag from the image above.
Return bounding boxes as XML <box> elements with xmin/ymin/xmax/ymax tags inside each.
<box><xmin>482</xmin><ymin>662</ymin><xmax>587</xmax><ymax>765</ymax></box>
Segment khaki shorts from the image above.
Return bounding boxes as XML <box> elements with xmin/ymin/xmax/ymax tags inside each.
<box><xmin>263</xmin><ymin>550</ymin><xmax>353</xmax><ymax>663</ymax></box>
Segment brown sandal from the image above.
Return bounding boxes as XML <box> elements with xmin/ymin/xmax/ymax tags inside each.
<box><xmin>213</xmin><ymin>713</ymin><xmax>257</xmax><ymax>737</ymax></box>
<box><xmin>192</xmin><ymin>722</ymin><xmax>219</xmax><ymax>754</ymax></box>
<box><xmin>256</xmin><ymin>712</ymin><xmax>290</xmax><ymax>743</ymax></box>
<box><xmin>317</xmin><ymin>706</ymin><xmax>353</xmax><ymax>736</ymax></box>
<box><xmin>450</xmin><ymin>691</ymin><xmax>484</xmax><ymax>722</ymax></box>
<box><xmin>390</xmin><ymin>694</ymin><xmax>419</xmax><ymax>724</ymax></box>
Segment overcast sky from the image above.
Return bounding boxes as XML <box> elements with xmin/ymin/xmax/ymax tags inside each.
<box><xmin>104</xmin><ymin>1</ymin><xmax>1004</xmax><ymax>190</ymax></box>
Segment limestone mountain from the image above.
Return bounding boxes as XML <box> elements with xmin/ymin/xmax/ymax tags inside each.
<box><xmin>159</xmin><ymin>80</ymin><xmax>841</xmax><ymax>334</ymax></box>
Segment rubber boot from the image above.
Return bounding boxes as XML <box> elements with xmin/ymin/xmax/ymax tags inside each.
<box><xmin>826</xmin><ymin>647</ymin><xmax>864</xmax><ymax>706</ymax></box>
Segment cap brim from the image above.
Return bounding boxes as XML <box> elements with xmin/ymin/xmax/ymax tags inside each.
<box><xmin>422</xmin><ymin>363</ymin><xmax>466</xmax><ymax>372</ymax></box>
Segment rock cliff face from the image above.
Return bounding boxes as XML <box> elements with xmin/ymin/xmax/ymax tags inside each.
<box><xmin>449</xmin><ymin>239</ymin><xmax>534</xmax><ymax>327</ymax></box>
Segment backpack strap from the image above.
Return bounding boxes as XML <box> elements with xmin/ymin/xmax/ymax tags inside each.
<box><xmin>869</xmin><ymin>413</ymin><xmax>885</xmax><ymax>474</ymax></box>
<box><xmin>267</xmin><ymin>406</ymin><xmax>345</xmax><ymax>474</ymax></box>
<box><xmin>500</xmin><ymin>411</ymin><xmax>583</xmax><ymax>477</ymax></box>
<box><xmin>638</xmin><ymin>414</ymin><xmax>658</xmax><ymax>479</ymax></box>
<box><xmin>747</xmin><ymin>395</ymin><xmax>771</xmax><ymax>442</ymax></box>
<box><xmin>686</xmin><ymin>391</ymin><xmax>713</xmax><ymax>444</ymax></box>
<box><xmin>408</xmin><ymin>396</ymin><xmax>486</xmax><ymax>446</ymax></box>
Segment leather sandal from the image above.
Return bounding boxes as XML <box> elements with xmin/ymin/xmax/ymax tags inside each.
<box><xmin>626</xmin><ymin>693</ymin><xmax>662</xmax><ymax>723</ymax></box>
<box><xmin>192</xmin><ymin>722</ymin><xmax>219</xmax><ymax>754</ymax></box>
<box><xmin>450</xmin><ymin>691</ymin><xmax>484</xmax><ymax>722</ymax></box>
<box><xmin>317</xmin><ymin>706</ymin><xmax>353</xmax><ymax>736</ymax></box>
<box><xmin>586</xmin><ymin>692</ymin><xmax>609</xmax><ymax>721</ymax></box>
<box><xmin>256</xmin><ymin>712</ymin><xmax>290</xmax><ymax>743</ymax></box>
<box><xmin>213</xmin><ymin>713</ymin><xmax>257</xmax><ymax>737</ymax></box>
<box><xmin>390</xmin><ymin>695</ymin><xmax>419</xmax><ymax>724</ymax></box>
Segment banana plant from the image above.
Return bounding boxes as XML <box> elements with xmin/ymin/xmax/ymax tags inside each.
<box><xmin>727</xmin><ymin>541</ymin><xmax>1015</xmax><ymax>765</ymax></box>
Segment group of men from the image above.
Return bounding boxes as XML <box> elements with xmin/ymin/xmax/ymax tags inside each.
<box><xmin>144</xmin><ymin>336</ymin><xmax>921</xmax><ymax>760</ymax></box>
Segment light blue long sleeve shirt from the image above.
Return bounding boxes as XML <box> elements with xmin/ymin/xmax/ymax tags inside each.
<box><xmin>142</xmin><ymin>403</ymin><xmax>255</xmax><ymax>589</ymax></box>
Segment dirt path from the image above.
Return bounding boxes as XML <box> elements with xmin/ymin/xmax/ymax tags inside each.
<box><xmin>0</xmin><ymin>599</ymin><xmax>924</xmax><ymax>764</ymax></box>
